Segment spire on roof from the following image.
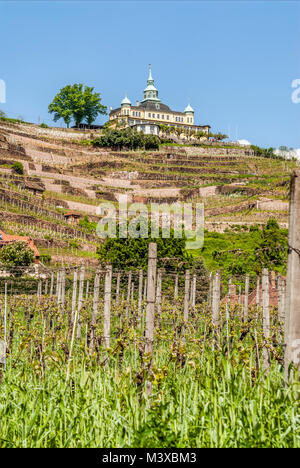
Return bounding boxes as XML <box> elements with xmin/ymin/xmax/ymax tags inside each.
<box><xmin>142</xmin><ymin>64</ymin><xmax>160</xmax><ymax>103</ymax></box>
<box><xmin>148</xmin><ymin>64</ymin><xmax>153</xmax><ymax>82</ymax></box>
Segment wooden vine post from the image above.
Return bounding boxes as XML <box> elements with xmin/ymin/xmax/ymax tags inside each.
<box><xmin>138</xmin><ymin>269</ymin><xmax>143</xmax><ymax>320</ymax></box>
<box><xmin>174</xmin><ymin>274</ymin><xmax>179</xmax><ymax>301</ymax></box>
<box><xmin>90</xmin><ymin>271</ymin><xmax>100</xmax><ymax>352</ymax></box>
<box><xmin>183</xmin><ymin>269</ymin><xmax>190</xmax><ymax>343</ymax></box>
<box><xmin>262</xmin><ymin>268</ymin><xmax>270</xmax><ymax>372</ymax></box>
<box><xmin>243</xmin><ymin>274</ymin><xmax>249</xmax><ymax>322</ymax></box>
<box><xmin>212</xmin><ymin>272</ymin><xmax>220</xmax><ymax>327</ymax></box>
<box><xmin>77</xmin><ymin>265</ymin><xmax>85</xmax><ymax>339</ymax></box>
<box><xmin>126</xmin><ymin>271</ymin><xmax>132</xmax><ymax>317</ymax></box>
<box><xmin>115</xmin><ymin>272</ymin><xmax>121</xmax><ymax>306</ymax></box>
<box><xmin>284</xmin><ymin>169</ymin><xmax>300</xmax><ymax>375</ymax></box>
<box><xmin>71</xmin><ymin>268</ymin><xmax>78</xmax><ymax>322</ymax></box>
<box><xmin>103</xmin><ymin>265</ymin><xmax>113</xmax><ymax>349</ymax></box>
<box><xmin>156</xmin><ymin>269</ymin><xmax>162</xmax><ymax>319</ymax></box>
<box><xmin>145</xmin><ymin>243</ymin><xmax>157</xmax><ymax>395</ymax></box>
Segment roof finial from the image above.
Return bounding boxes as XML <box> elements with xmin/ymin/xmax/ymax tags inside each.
<box><xmin>148</xmin><ymin>64</ymin><xmax>153</xmax><ymax>81</ymax></box>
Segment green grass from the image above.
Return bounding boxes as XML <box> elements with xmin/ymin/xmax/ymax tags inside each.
<box><xmin>0</xmin><ymin>293</ymin><xmax>298</xmax><ymax>448</ymax></box>
<box><xmin>39</xmin><ymin>246</ymin><xmax>97</xmax><ymax>259</ymax></box>
<box><xmin>44</xmin><ymin>190</ymin><xmax>100</xmax><ymax>207</ymax></box>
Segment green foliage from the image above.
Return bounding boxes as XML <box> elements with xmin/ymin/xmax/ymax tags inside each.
<box><xmin>40</xmin><ymin>254</ymin><xmax>51</xmax><ymax>265</ymax></box>
<box><xmin>196</xmin><ymin>219</ymin><xmax>288</xmax><ymax>281</ymax></box>
<box><xmin>78</xmin><ymin>139</ymin><xmax>92</xmax><ymax>146</ymax></box>
<box><xmin>0</xmin><ymin>241</ymin><xmax>35</xmax><ymax>267</ymax></box>
<box><xmin>79</xmin><ymin>215</ymin><xmax>96</xmax><ymax>233</ymax></box>
<box><xmin>40</xmin><ymin>123</ymin><xmax>49</xmax><ymax>128</ymax></box>
<box><xmin>92</xmin><ymin>128</ymin><xmax>160</xmax><ymax>151</ymax></box>
<box><xmin>0</xmin><ymin>116</ymin><xmax>28</xmax><ymax>124</ymax></box>
<box><xmin>0</xmin><ymin>109</ymin><xmax>6</xmax><ymax>119</ymax></box>
<box><xmin>68</xmin><ymin>239</ymin><xmax>80</xmax><ymax>249</ymax></box>
<box><xmin>97</xmin><ymin>221</ymin><xmax>196</xmax><ymax>271</ymax></box>
<box><xmin>48</xmin><ymin>83</ymin><xmax>107</xmax><ymax>127</ymax></box>
<box><xmin>0</xmin><ymin>294</ymin><xmax>298</xmax><ymax>448</ymax></box>
<box><xmin>250</xmin><ymin>145</ymin><xmax>280</xmax><ymax>159</ymax></box>
<box><xmin>255</xmin><ymin>218</ymin><xmax>288</xmax><ymax>270</ymax></box>
<box><xmin>209</xmin><ymin>132</ymin><xmax>228</xmax><ymax>141</ymax></box>
<box><xmin>12</xmin><ymin>161</ymin><xmax>24</xmax><ymax>175</ymax></box>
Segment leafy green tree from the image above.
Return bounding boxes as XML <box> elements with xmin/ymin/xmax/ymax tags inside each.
<box><xmin>83</xmin><ymin>86</ymin><xmax>107</xmax><ymax>125</ymax></box>
<box><xmin>213</xmin><ymin>132</ymin><xmax>228</xmax><ymax>141</ymax></box>
<box><xmin>48</xmin><ymin>84</ymin><xmax>107</xmax><ymax>128</ymax></box>
<box><xmin>48</xmin><ymin>86</ymin><xmax>73</xmax><ymax>127</ymax></box>
<box><xmin>12</xmin><ymin>161</ymin><xmax>24</xmax><ymax>175</ymax></box>
<box><xmin>255</xmin><ymin>218</ymin><xmax>287</xmax><ymax>271</ymax></box>
<box><xmin>97</xmin><ymin>220</ymin><xmax>196</xmax><ymax>271</ymax></box>
<box><xmin>250</xmin><ymin>145</ymin><xmax>278</xmax><ymax>159</ymax></box>
<box><xmin>0</xmin><ymin>241</ymin><xmax>34</xmax><ymax>268</ymax></box>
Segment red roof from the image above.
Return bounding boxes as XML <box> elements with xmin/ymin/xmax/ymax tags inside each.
<box><xmin>64</xmin><ymin>211</ymin><xmax>81</xmax><ymax>217</ymax></box>
<box><xmin>0</xmin><ymin>229</ymin><xmax>40</xmax><ymax>258</ymax></box>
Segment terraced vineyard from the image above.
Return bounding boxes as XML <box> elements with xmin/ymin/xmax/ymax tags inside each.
<box><xmin>0</xmin><ymin>119</ymin><xmax>297</xmax><ymax>265</ymax></box>
<box><xmin>0</xmin><ymin>120</ymin><xmax>299</xmax><ymax>448</ymax></box>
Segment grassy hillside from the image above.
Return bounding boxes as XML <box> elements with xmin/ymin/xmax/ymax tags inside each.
<box><xmin>0</xmin><ymin>119</ymin><xmax>297</xmax><ymax>265</ymax></box>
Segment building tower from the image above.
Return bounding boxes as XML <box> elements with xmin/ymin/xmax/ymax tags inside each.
<box><xmin>121</xmin><ymin>93</ymin><xmax>131</xmax><ymax>115</ymax></box>
<box><xmin>184</xmin><ymin>103</ymin><xmax>194</xmax><ymax>124</ymax></box>
<box><xmin>141</xmin><ymin>65</ymin><xmax>161</xmax><ymax>104</ymax></box>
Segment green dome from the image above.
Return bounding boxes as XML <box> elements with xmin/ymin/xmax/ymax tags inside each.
<box><xmin>184</xmin><ymin>103</ymin><xmax>194</xmax><ymax>113</ymax></box>
<box><xmin>121</xmin><ymin>94</ymin><xmax>131</xmax><ymax>106</ymax></box>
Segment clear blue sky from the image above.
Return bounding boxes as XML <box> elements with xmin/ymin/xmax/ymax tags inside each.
<box><xmin>0</xmin><ymin>1</ymin><xmax>299</xmax><ymax>148</ymax></box>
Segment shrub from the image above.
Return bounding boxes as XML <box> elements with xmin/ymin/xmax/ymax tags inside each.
<box><xmin>79</xmin><ymin>215</ymin><xmax>96</xmax><ymax>232</ymax></box>
<box><xmin>92</xmin><ymin>128</ymin><xmax>160</xmax><ymax>151</ymax></box>
<box><xmin>69</xmin><ymin>239</ymin><xmax>80</xmax><ymax>249</ymax></box>
<box><xmin>0</xmin><ymin>241</ymin><xmax>35</xmax><ymax>268</ymax></box>
<box><xmin>40</xmin><ymin>254</ymin><xmax>51</xmax><ymax>265</ymax></box>
<box><xmin>40</xmin><ymin>123</ymin><xmax>49</xmax><ymax>128</ymax></box>
<box><xmin>12</xmin><ymin>161</ymin><xmax>24</xmax><ymax>175</ymax></box>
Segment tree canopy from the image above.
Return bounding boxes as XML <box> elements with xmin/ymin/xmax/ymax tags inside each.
<box><xmin>48</xmin><ymin>84</ymin><xmax>107</xmax><ymax>127</ymax></box>
<box><xmin>200</xmin><ymin>219</ymin><xmax>288</xmax><ymax>281</ymax></box>
<box><xmin>0</xmin><ymin>241</ymin><xmax>35</xmax><ymax>268</ymax></box>
<box><xmin>96</xmin><ymin>221</ymin><xmax>198</xmax><ymax>272</ymax></box>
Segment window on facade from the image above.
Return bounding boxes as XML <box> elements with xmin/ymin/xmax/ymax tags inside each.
<box><xmin>148</xmin><ymin>113</ymin><xmax>151</xmax><ymax>117</ymax></box>
<box><xmin>167</xmin><ymin>115</ymin><xmax>169</xmax><ymax>120</ymax></box>
<box><xmin>162</xmin><ymin>115</ymin><xmax>164</xmax><ymax>119</ymax></box>
<box><xmin>157</xmin><ymin>114</ymin><xmax>160</xmax><ymax>118</ymax></box>
<box><xmin>152</xmin><ymin>114</ymin><xmax>155</xmax><ymax>118</ymax></box>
